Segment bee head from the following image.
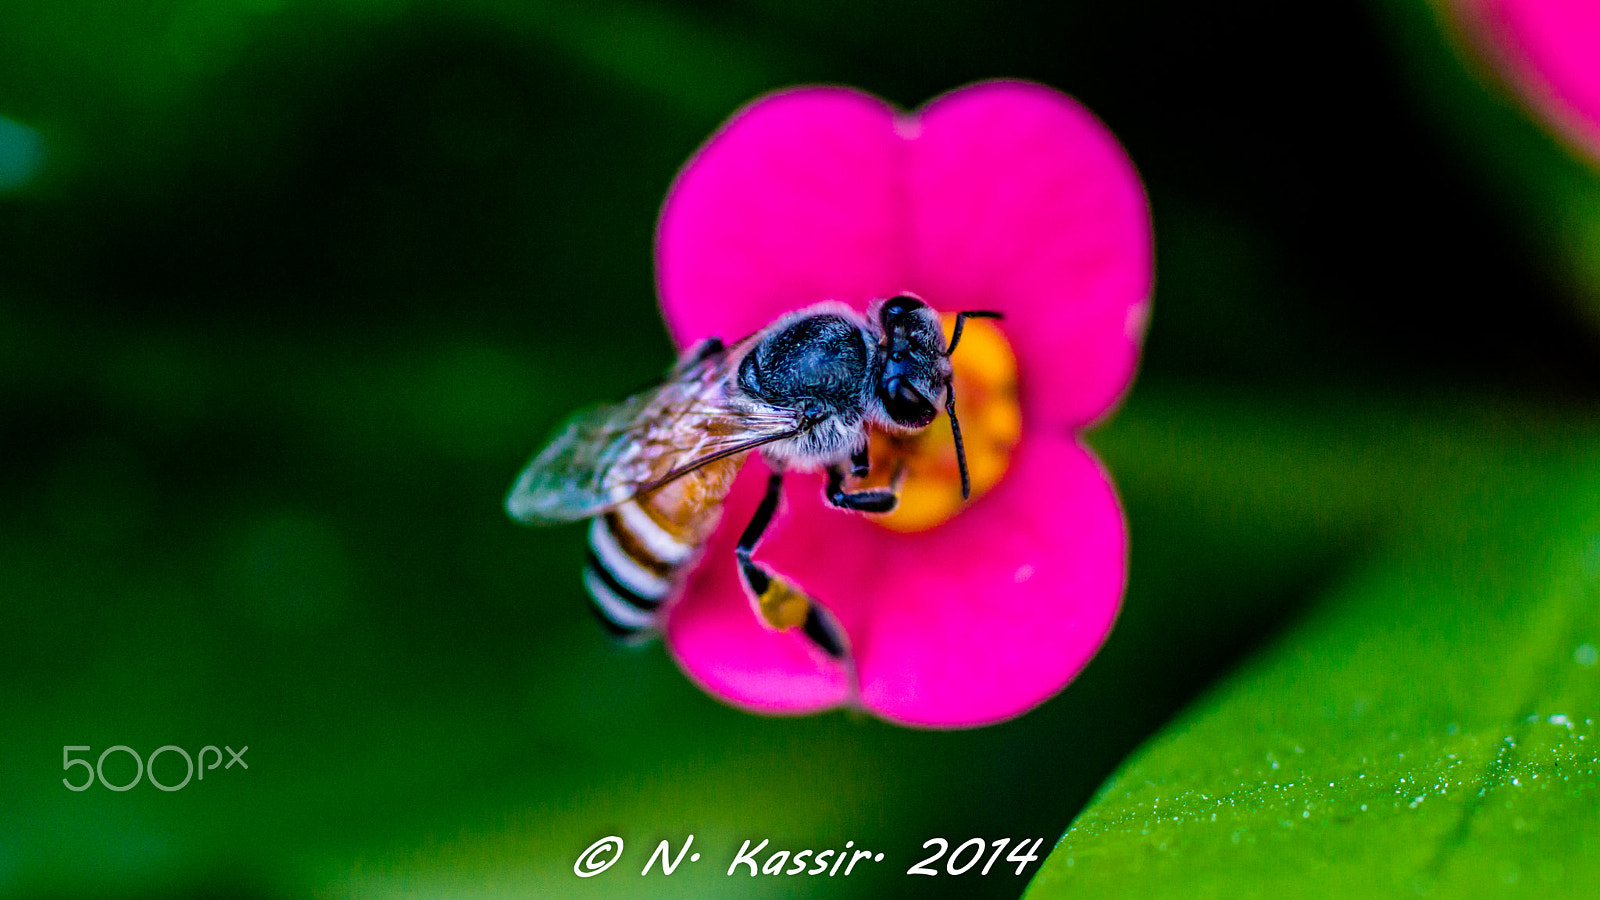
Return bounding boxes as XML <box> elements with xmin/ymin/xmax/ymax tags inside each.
<box><xmin>873</xmin><ymin>294</ymin><xmax>1005</xmax><ymax>501</ymax></box>
<box><xmin>874</xmin><ymin>294</ymin><xmax>949</xmax><ymax>430</ymax></box>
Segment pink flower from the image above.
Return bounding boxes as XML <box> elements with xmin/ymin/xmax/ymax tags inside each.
<box><xmin>655</xmin><ymin>81</ymin><xmax>1152</xmax><ymax>728</ymax></box>
<box><xmin>1457</xmin><ymin>0</ymin><xmax>1600</xmax><ymax>162</ymax></box>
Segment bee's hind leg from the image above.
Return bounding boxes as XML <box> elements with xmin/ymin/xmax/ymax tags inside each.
<box><xmin>736</xmin><ymin>469</ymin><xmax>851</xmax><ymax>662</ymax></box>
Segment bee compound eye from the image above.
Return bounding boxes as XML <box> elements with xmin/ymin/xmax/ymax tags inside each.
<box><xmin>882</xmin><ymin>376</ymin><xmax>935</xmax><ymax>428</ymax></box>
<box><xmin>880</xmin><ymin>294</ymin><xmax>924</xmax><ymax>325</ymax></box>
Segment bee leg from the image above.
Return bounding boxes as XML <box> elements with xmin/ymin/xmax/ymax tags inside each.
<box><xmin>667</xmin><ymin>337</ymin><xmax>725</xmax><ymax>379</ymax></box>
<box><xmin>850</xmin><ymin>444</ymin><xmax>870</xmax><ymax>478</ymax></box>
<box><xmin>686</xmin><ymin>336</ymin><xmax>724</xmax><ymax>364</ymax></box>
<box><xmin>736</xmin><ymin>469</ymin><xmax>851</xmax><ymax>661</ymax></box>
<box><xmin>825</xmin><ymin>465</ymin><xmax>898</xmax><ymax>513</ymax></box>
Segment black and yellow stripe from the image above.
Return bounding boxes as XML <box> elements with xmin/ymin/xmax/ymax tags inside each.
<box><xmin>582</xmin><ymin>475</ymin><xmax>849</xmax><ymax>662</ymax></box>
<box><xmin>582</xmin><ymin>500</ymin><xmax>693</xmax><ymax>640</ymax></box>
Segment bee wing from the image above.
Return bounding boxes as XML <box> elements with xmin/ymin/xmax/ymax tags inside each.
<box><xmin>505</xmin><ymin>345</ymin><xmax>797</xmax><ymax>523</ymax></box>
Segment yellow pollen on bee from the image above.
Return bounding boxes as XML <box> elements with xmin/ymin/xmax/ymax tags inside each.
<box><xmin>758</xmin><ymin>574</ymin><xmax>813</xmax><ymax>630</ymax></box>
<box><xmin>866</xmin><ymin>316</ymin><xmax>1020</xmax><ymax>532</ymax></box>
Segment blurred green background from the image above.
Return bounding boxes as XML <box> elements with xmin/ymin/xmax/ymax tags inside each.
<box><xmin>4</xmin><ymin>1</ymin><xmax>1600</xmax><ymax>897</ymax></box>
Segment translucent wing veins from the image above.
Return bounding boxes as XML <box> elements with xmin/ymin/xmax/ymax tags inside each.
<box><xmin>504</xmin><ymin>339</ymin><xmax>797</xmax><ymax>523</ymax></box>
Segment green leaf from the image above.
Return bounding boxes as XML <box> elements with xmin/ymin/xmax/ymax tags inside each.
<box><xmin>1026</xmin><ymin>458</ymin><xmax>1600</xmax><ymax>898</ymax></box>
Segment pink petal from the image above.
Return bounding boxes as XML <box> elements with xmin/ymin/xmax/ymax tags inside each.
<box><xmin>907</xmin><ymin>81</ymin><xmax>1153</xmax><ymax>430</ymax></box>
<box><xmin>656</xmin><ymin>87</ymin><xmax>906</xmax><ymax>347</ymax></box>
<box><xmin>657</xmin><ymin>83</ymin><xmax>1153</xmax><ymax>432</ymax></box>
<box><xmin>666</xmin><ymin>433</ymin><xmax>1127</xmax><ymax>728</ymax></box>
<box><xmin>1462</xmin><ymin>0</ymin><xmax>1600</xmax><ymax>160</ymax></box>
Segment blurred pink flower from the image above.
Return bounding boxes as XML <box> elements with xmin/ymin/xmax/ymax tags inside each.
<box><xmin>655</xmin><ymin>81</ymin><xmax>1152</xmax><ymax>728</ymax></box>
<box><xmin>1457</xmin><ymin>0</ymin><xmax>1600</xmax><ymax>161</ymax></box>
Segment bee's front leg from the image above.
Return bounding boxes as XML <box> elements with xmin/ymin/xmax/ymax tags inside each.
<box><xmin>824</xmin><ymin>462</ymin><xmax>900</xmax><ymax>513</ymax></box>
<box><xmin>735</xmin><ymin>469</ymin><xmax>850</xmax><ymax>661</ymax></box>
<box><xmin>850</xmin><ymin>444</ymin><xmax>870</xmax><ymax>478</ymax></box>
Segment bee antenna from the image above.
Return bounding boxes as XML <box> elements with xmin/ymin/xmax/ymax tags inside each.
<box><xmin>946</xmin><ymin>381</ymin><xmax>972</xmax><ymax>500</ymax></box>
<box><xmin>946</xmin><ymin>309</ymin><xmax>1003</xmax><ymax>357</ymax></box>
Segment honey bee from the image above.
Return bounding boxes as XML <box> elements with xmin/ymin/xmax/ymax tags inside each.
<box><xmin>505</xmin><ymin>294</ymin><xmax>1000</xmax><ymax>662</ymax></box>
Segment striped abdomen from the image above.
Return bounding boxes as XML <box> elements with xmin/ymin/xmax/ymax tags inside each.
<box><xmin>582</xmin><ymin>456</ymin><xmax>740</xmax><ymax>641</ymax></box>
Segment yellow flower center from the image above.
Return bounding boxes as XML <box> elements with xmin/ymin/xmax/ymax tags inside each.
<box><xmin>864</xmin><ymin>315</ymin><xmax>1020</xmax><ymax>532</ymax></box>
